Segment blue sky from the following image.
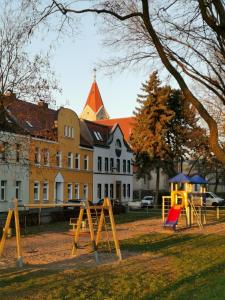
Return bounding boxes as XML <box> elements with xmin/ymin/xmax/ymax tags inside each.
<box><xmin>30</xmin><ymin>13</ymin><xmax>150</xmax><ymax>118</ymax></box>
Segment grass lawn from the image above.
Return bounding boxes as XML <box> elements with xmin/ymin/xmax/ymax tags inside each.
<box><xmin>1</xmin><ymin>215</ymin><xmax>225</xmax><ymax>299</ymax></box>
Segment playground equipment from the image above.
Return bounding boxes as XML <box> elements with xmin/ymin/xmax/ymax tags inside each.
<box><xmin>163</xmin><ymin>173</ymin><xmax>208</xmax><ymax>230</ymax></box>
<box><xmin>0</xmin><ymin>197</ymin><xmax>121</xmax><ymax>267</ymax></box>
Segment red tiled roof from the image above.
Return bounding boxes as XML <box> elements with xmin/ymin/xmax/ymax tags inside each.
<box><xmin>95</xmin><ymin>117</ymin><xmax>135</xmax><ymax>142</ymax></box>
<box><xmin>84</xmin><ymin>80</ymin><xmax>104</xmax><ymax>113</ymax></box>
<box><xmin>7</xmin><ymin>99</ymin><xmax>58</xmax><ymax>140</ymax></box>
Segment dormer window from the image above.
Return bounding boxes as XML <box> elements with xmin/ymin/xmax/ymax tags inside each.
<box><xmin>94</xmin><ymin>131</ymin><xmax>103</xmax><ymax>141</ymax></box>
<box><xmin>26</xmin><ymin>120</ymin><xmax>33</xmax><ymax>127</ymax></box>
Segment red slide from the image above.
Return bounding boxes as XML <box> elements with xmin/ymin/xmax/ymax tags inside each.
<box><xmin>164</xmin><ymin>205</ymin><xmax>182</xmax><ymax>230</ymax></box>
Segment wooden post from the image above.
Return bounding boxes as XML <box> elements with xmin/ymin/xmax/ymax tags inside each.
<box><xmin>96</xmin><ymin>206</ymin><xmax>105</xmax><ymax>246</ymax></box>
<box><xmin>0</xmin><ymin>209</ymin><xmax>13</xmax><ymax>257</ymax></box>
<box><xmin>216</xmin><ymin>206</ymin><xmax>220</xmax><ymax>220</ymax></box>
<box><xmin>14</xmin><ymin>199</ymin><xmax>23</xmax><ymax>267</ymax></box>
<box><xmin>106</xmin><ymin>198</ymin><xmax>122</xmax><ymax>260</ymax></box>
<box><xmin>72</xmin><ymin>207</ymin><xmax>84</xmax><ymax>256</ymax></box>
<box><xmin>86</xmin><ymin>201</ymin><xmax>99</xmax><ymax>263</ymax></box>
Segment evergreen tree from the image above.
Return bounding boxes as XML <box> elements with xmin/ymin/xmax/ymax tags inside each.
<box><xmin>130</xmin><ymin>71</ymin><xmax>205</xmax><ymax>203</ymax></box>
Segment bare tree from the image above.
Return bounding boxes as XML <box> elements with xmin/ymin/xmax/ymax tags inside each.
<box><xmin>0</xmin><ymin>1</ymin><xmax>60</xmax><ymax>105</ymax></box>
<box><xmin>25</xmin><ymin>0</ymin><xmax>225</xmax><ymax>163</ymax></box>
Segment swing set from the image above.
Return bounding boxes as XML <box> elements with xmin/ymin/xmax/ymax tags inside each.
<box><xmin>0</xmin><ymin>197</ymin><xmax>122</xmax><ymax>267</ymax></box>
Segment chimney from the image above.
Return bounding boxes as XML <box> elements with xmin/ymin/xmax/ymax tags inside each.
<box><xmin>1</xmin><ymin>90</ymin><xmax>16</xmax><ymax>107</ymax></box>
<box><xmin>38</xmin><ymin>99</ymin><xmax>48</xmax><ymax>108</ymax></box>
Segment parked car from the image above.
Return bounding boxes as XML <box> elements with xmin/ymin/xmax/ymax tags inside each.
<box><xmin>141</xmin><ymin>196</ymin><xmax>154</xmax><ymax>208</ymax></box>
<box><xmin>204</xmin><ymin>192</ymin><xmax>225</xmax><ymax>206</ymax></box>
<box><xmin>128</xmin><ymin>201</ymin><xmax>142</xmax><ymax>210</ymax></box>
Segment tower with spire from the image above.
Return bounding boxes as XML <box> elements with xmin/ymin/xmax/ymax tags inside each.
<box><xmin>80</xmin><ymin>69</ymin><xmax>109</xmax><ymax>121</ymax></box>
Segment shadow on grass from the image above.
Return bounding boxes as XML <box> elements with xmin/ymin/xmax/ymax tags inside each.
<box><xmin>148</xmin><ymin>258</ymin><xmax>225</xmax><ymax>300</ymax></box>
<box><xmin>120</xmin><ymin>233</ymin><xmax>199</xmax><ymax>253</ymax></box>
<box><xmin>115</xmin><ymin>212</ymin><xmax>161</xmax><ymax>224</ymax></box>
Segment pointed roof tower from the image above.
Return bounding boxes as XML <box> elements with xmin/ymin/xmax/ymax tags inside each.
<box><xmin>80</xmin><ymin>69</ymin><xmax>109</xmax><ymax>121</ymax></box>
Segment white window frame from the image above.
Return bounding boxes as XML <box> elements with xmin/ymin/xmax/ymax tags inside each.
<box><xmin>34</xmin><ymin>147</ymin><xmax>41</xmax><ymax>165</ymax></box>
<box><xmin>64</xmin><ymin>125</ymin><xmax>68</xmax><ymax>137</ymax></box>
<box><xmin>56</xmin><ymin>151</ymin><xmax>62</xmax><ymax>167</ymax></box>
<box><xmin>75</xmin><ymin>183</ymin><xmax>80</xmax><ymax>199</ymax></box>
<box><xmin>83</xmin><ymin>184</ymin><xmax>88</xmax><ymax>200</ymax></box>
<box><xmin>15</xmin><ymin>181</ymin><xmax>22</xmax><ymax>201</ymax></box>
<box><xmin>43</xmin><ymin>182</ymin><xmax>49</xmax><ymax>201</ymax></box>
<box><xmin>84</xmin><ymin>155</ymin><xmax>88</xmax><ymax>170</ymax></box>
<box><xmin>68</xmin><ymin>183</ymin><xmax>73</xmax><ymax>200</ymax></box>
<box><xmin>0</xmin><ymin>180</ymin><xmax>7</xmax><ymax>201</ymax></box>
<box><xmin>97</xmin><ymin>156</ymin><xmax>102</xmax><ymax>172</ymax></box>
<box><xmin>43</xmin><ymin>149</ymin><xmax>49</xmax><ymax>166</ymax></box>
<box><xmin>34</xmin><ymin>181</ymin><xmax>40</xmax><ymax>201</ymax></box>
<box><xmin>68</xmin><ymin>152</ymin><xmax>73</xmax><ymax>168</ymax></box>
<box><xmin>75</xmin><ymin>153</ymin><xmax>80</xmax><ymax>169</ymax></box>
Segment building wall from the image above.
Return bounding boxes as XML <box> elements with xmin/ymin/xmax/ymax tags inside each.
<box><xmin>133</xmin><ymin>169</ymin><xmax>169</xmax><ymax>195</ymax></box>
<box><xmin>29</xmin><ymin>107</ymin><xmax>93</xmax><ymax>204</ymax></box>
<box><xmin>93</xmin><ymin>127</ymin><xmax>133</xmax><ymax>203</ymax></box>
<box><xmin>0</xmin><ymin>132</ymin><xmax>29</xmax><ymax>212</ymax></box>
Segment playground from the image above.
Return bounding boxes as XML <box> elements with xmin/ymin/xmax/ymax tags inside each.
<box><xmin>1</xmin><ymin>215</ymin><xmax>225</xmax><ymax>299</ymax></box>
<box><xmin>1</xmin><ymin>175</ymin><xmax>225</xmax><ymax>299</ymax></box>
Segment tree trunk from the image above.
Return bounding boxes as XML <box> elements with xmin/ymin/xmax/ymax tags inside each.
<box><xmin>155</xmin><ymin>166</ymin><xmax>160</xmax><ymax>207</ymax></box>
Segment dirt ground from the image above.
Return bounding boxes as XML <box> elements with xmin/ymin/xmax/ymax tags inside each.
<box><xmin>1</xmin><ymin>217</ymin><xmax>225</xmax><ymax>270</ymax></box>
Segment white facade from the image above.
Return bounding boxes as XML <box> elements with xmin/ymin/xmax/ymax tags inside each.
<box><xmin>0</xmin><ymin>131</ymin><xmax>29</xmax><ymax>212</ymax></box>
<box><xmin>93</xmin><ymin>127</ymin><xmax>133</xmax><ymax>203</ymax></box>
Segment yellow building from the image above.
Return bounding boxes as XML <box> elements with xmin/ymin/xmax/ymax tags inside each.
<box><xmin>8</xmin><ymin>99</ymin><xmax>93</xmax><ymax>204</ymax></box>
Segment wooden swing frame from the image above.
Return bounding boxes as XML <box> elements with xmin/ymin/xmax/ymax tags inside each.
<box><xmin>0</xmin><ymin>197</ymin><xmax>121</xmax><ymax>267</ymax></box>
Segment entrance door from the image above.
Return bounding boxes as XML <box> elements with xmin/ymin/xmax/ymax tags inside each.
<box><xmin>54</xmin><ymin>172</ymin><xmax>64</xmax><ymax>203</ymax></box>
<box><xmin>116</xmin><ymin>181</ymin><xmax>121</xmax><ymax>203</ymax></box>
<box><xmin>55</xmin><ymin>182</ymin><xmax>63</xmax><ymax>202</ymax></box>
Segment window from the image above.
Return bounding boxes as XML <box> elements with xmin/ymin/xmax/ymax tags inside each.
<box><xmin>127</xmin><ymin>160</ymin><xmax>131</xmax><ymax>173</ymax></box>
<box><xmin>97</xmin><ymin>156</ymin><xmax>102</xmax><ymax>172</ymax></box>
<box><xmin>16</xmin><ymin>144</ymin><xmax>20</xmax><ymax>162</ymax></box>
<box><xmin>104</xmin><ymin>184</ymin><xmax>109</xmax><ymax>197</ymax></box>
<box><xmin>75</xmin><ymin>153</ymin><xmax>80</xmax><ymax>169</ymax></box>
<box><xmin>83</xmin><ymin>184</ymin><xmax>88</xmax><ymax>200</ymax></box>
<box><xmin>105</xmin><ymin>157</ymin><xmax>109</xmax><ymax>172</ymax></box>
<box><xmin>68</xmin><ymin>183</ymin><xmax>72</xmax><ymax>200</ymax></box>
<box><xmin>84</xmin><ymin>155</ymin><xmax>88</xmax><ymax>170</ymax></box>
<box><xmin>110</xmin><ymin>158</ymin><xmax>114</xmax><ymax>172</ymax></box>
<box><xmin>115</xmin><ymin>139</ymin><xmax>122</xmax><ymax>157</ymax></box>
<box><xmin>116</xmin><ymin>159</ymin><xmax>120</xmax><ymax>172</ymax></box>
<box><xmin>43</xmin><ymin>182</ymin><xmax>49</xmax><ymax>201</ymax></box>
<box><xmin>97</xmin><ymin>184</ymin><xmax>102</xmax><ymax>199</ymax></box>
<box><xmin>64</xmin><ymin>125</ymin><xmax>68</xmax><ymax>137</ymax></box>
<box><xmin>123</xmin><ymin>184</ymin><xmax>126</xmax><ymax>198</ymax></box>
<box><xmin>127</xmin><ymin>184</ymin><xmax>131</xmax><ymax>198</ymax></box>
<box><xmin>67</xmin><ymin>152</ymin><xmax>73</xmax><ymax>168</ymax></box>
<box><xmin>15</xmin><ymin>181</ymin><xmax>21</xmax><ymax>200</ymax></box>
<box><xmin>26</xmin><ymin>120</ymin><xmax>33</xmax><ymax>127</ymax></box>
<box><xmin>110</xmin><ymin>184</ymin><xmax>114</xmax><ymax>199</ymax></box>
<box><xmin>56</xmin><ymin>151</ymin><xmax>62</xmax><ymax>167</ymax></box>
<box><xmin>34</xmin><ymin>147</ymin><xmax>40</xmax><ymax>165</ymax></box>
<box><xmin>68</xmin><ymin>126</ymin><xmax>71</xmax><ymax>138</ymax></box>
<box><xmin>0</xmin><ymin>181</ymin><xmax>6</xmax><ymax>201</ymax></box>
<box><xmin>64</xmin><ymin>126</ymin><xmax>74</xmax><ymax>138</ymax></box>
<box><xmin>94</xmin><ymin>131</ymin><xmax>103</xmax><ymax>141</ymax></box>
<box><xmin>34</xmin><ymin>182</ymin><xmax>40</xmax><ymax>201</ymax></box>
<box><xmin>123</xmin><ymin>160</ymin><xmax>126</xmax><ymax>173</ymax></box>
<box><xmin>43</xmin><ymin>149</ymin><xmax>49</xmax><ymax>166</ymax></box>
<box><xmin>75</xmin><ymin>184</ymin><xmax>80</xmax><ymax>199</ymax></box>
